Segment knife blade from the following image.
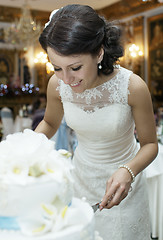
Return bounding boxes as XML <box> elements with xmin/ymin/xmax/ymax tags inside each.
<box><xmin>92</xmin><ymin>201</ymin><xmax>101</xmax><ymax>213</ymax></box>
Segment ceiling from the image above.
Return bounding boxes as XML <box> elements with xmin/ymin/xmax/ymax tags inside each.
<box><xmin>0</xmin><ymin>0</ymin><xmax>120</xmax><ymax>11</ymax></box>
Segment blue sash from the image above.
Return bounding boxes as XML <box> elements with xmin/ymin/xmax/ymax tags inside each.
<box><xmin>0</xmin><ymin>216</ymin><xmax>20</xmax><ymax>230</ymax></box>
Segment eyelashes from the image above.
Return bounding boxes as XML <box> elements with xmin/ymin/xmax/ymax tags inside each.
<box><xmin>54</xmin><ymin>68</ymin><xmax>61</xmax><ymax>72</ymax></box>
<box><xmin>54</xmin><ymin>65</ymin><xmax>82</xmax><ymax>72</ymax></box>
<box><xmin>72</xmin><ymin>65</ymin><xmax>82</xmax><ymax>71</ymax></box>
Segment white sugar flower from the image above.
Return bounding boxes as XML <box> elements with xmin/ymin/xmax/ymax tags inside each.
<box><xmin>58</xmin><ymin>149</ymin><xmax>72</xmax><ymax>159</ymax></box>
<box><xmin>52</xmin><ymin>205</ymin><xmax>69</xmax><ymax>232</ymax></box>
<box><xmin>0</xmin><ymin>129</ymin><xmax>73</xmax><ymax>183</ymax></box>
<box><xmin>18</xmin><ymin>215</ymin><xmax>53</xmax><ymax>236</ymax></box>
<box><xmin>45</xmin><ymin>150</ymin><xmax>73</xmax><ymax>182</ymax></box>
<box><xmin>45</xmin><ymin>153</ymin><xmax>66</xmax><ymax>182</ymax></box>
<box><xmin>5</xmin><ymin>130</ymin><xmax>54</xmax><ymax>166</ymax></box>
<box><xmin>41</xmin><ymin>203</ymin><xmax>58</xmax><ymax>221</ymax></box>
<box><xmin>3</xmin><ymin>159</ymin><xmax>29</xmax><ymax>185</ymax></box>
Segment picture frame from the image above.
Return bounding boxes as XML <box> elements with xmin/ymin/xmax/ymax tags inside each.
<box><xmin>148</xmin><ymin>13</ymin><xmax>163</xmax><ymax>102</ymax></box>
<box><xmin>0</xmin><ymin>51</ymin><xmax>14</xmax><ymax>85</ymax></box>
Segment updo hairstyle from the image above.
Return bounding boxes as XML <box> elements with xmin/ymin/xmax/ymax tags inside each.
<box><xmin>39</xmin><ymin>4</ymin><xmax>124</xmax><ymax>75</ymax></box>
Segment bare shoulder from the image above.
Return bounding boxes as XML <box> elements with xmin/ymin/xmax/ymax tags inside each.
<box><xmin>44</xmin><ymin>74</ymin><xmax>63</xmax><ymax>127</ymax></box>
<box><xmin>128</xmin><ymin>73</ymin><xmax>152</xmax><ymax>107</ymax></box>
<box><xmin>47</xmin><ymin>74</ymin><xmax>60</xmax><ymax>100</ymax></box>
<box><xmin>48</xmin><ymin>74</ymin><xmax>59</xmax><ymax>90</ymax></box>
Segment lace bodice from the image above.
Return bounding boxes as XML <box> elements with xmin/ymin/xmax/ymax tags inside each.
<box><xmin>57</xmin><ymin>66</ymin><xmax>134</xmax><ymax>142</ymax></box>
<box><xmin>57</xmin><ymin>66</ymin><xmax>132</xmax><ymax>113</ymax></box>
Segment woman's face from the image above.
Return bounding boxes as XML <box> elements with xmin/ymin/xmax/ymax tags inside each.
<box><xmin>47</xmin><ymin>47</ymin><xmax>103</xmax><ymax>93</ymax></box>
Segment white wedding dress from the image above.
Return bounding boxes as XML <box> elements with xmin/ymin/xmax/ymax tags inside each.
<box><xmin>57</xmin><ymin>66</ymin><xmax>151</xmax><ymax>240</ymax></box>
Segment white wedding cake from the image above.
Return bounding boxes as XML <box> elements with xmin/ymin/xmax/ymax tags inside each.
<box><xmin>0</xmin><ymin>129</ymin><xmax>101</xmax><ymax>240</ymax></box>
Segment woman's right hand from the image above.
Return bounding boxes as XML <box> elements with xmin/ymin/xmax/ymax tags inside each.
<box><xmin>99</xmin><ymin>167</ymin><xmax>132</xmax><ymax>210</ymax></box>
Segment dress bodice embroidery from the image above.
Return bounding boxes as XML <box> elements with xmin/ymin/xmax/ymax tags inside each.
<box><xmin>57</xmin><ymin>66</ymin><xmax>132</xmax><ymax>113</ymax></box>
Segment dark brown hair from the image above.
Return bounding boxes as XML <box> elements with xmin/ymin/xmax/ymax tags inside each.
<box><xmin>39</xmin><ymin>4</ymin><xmax>124</xmax><ymax>75</ymax></box>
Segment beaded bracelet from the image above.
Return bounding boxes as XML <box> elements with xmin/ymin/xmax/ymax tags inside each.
<box><xmin>118</xmin><ymin>165</ymin><xmax>135</xmax><ymax>183</ymax></box>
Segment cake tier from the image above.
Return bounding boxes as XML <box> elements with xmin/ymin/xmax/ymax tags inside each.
<box><xmin>0</xmin><ymin>198</ymin><xmax>95</xmax><ymax>240</ymax></box>
<box><xmin>0</xmin><ymin>175</ymin><xmax>72</xmax><ymax>217</ymax></box>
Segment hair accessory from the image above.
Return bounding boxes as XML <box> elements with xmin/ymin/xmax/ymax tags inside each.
<box><xmin>44</xmin><ymin>9</ymin><xmax>60</xmax><ymax>28</ymax></box>
<box><xmin>118</xmin><ymin>165</ymin><xmax>135</xmax><ymax>183</ymax></box>
<box><xmin>98</xmin><ymin>63</ymin><xmax>102</xmax><ymax>69</ymax></box>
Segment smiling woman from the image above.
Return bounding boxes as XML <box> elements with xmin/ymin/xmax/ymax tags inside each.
<box><xmin>47</xmin><ymin>48</ymin><xmax>106</xmax><ymax>93</ymax></box>
<box><xmin>35</xmin><ymin>4</ymin><xmax>158</xmax><ymax>240</ymax></box>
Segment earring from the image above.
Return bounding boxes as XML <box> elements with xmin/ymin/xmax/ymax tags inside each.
<box><xmin>98</xmin><ymin>63</ymin><xmax>102</xmax><ymax>69</ymax></box>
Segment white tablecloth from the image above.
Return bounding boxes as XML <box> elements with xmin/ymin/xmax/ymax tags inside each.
<box><xmin>14</xmin><ymin>116</ymin><xmax>32</xmax><ymax>133</ymax></box>
<box><xmin>145</xmin><ymin>143</ymin><xmax>163</xmax><ymax>239</ymax></box>
<box><xmin>0</xmin><ymin>107</ymin><xmax>14</xmax><ymax>140</ymax></box>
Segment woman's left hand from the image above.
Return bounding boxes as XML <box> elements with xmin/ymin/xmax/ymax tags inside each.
<box><xmin>99</xmin><ymin>167</ymin><xmax>133</xmax><ymax>210</ymax></box>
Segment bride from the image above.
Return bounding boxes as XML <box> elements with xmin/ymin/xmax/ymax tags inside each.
<box><xmin>35</xmin><ymin>4</ymin><xmax>158</xmax><ymax>240</ymax></box>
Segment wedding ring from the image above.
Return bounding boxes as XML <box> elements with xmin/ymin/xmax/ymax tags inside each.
<box><xmin>108</xmin><ymin>193</ymin><xmax>115</xmax><ymax>203</ymax></box>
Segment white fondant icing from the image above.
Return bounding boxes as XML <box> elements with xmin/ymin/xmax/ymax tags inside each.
<box><xmin>0</xmin><ymin>130</ymin><xmax>96</xmax><ymax>240</ymax></box>
<box><xmin>0</xmin><ymin>199</ymin><xmax>95</xmax><ymax>240</ymax></box>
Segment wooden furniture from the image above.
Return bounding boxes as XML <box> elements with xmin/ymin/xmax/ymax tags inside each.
<box><xmin>0</xmin><ymin>95</ymin><xmax>38</xmax><ymax>119</ymax></box>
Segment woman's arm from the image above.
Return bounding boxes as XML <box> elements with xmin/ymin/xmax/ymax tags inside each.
<box><xmin>125</xmin><ymin>73</ymin><xmax>158</xmax><ymax>175</ymax></box>
<box><xmin>100</xmin><ymin>73</ymin><xmax>158</xmax><ymax>210</ymax></box>
<box><xmin>35</xmin><ymin>74</ymin><xmax>64</xmax><ymax>139</ymax></box>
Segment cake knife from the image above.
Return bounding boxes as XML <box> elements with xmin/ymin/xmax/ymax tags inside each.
<box><xmin>92</xmin><ymin>201</ymin><xmax>101</xmax><ymax>213</ymax></box>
